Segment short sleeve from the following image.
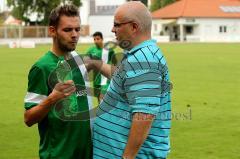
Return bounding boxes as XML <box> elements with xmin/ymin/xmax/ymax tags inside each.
<box><xmin>86</xmin><ymin>47</ymin><xmax>92</xmax><ymax>55</ymax></box>
<box><xmin>24</xmin><ymin>66</ymin><xmax>48</xmax><ymax>110</ymax></box>
<box><xmin>86</xmin><ymin>47</ymin><xmax>101</xmax><ymax>59</ymax></box>
<box><xmin>124</xmin><ymin>69</ymin><xmax>164</xmax><ymax>115</ymax></box>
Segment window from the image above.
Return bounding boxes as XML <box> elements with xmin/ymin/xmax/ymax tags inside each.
<box><xmin>185</xmin><ymin>26</ymin><xmax>193</xmax><ymax>34</ymax></box>
<box><xmin>219</xmin><ymin>26</ymin><xmax>227</xmax><ymax>33</ymax></box>
<box><xmin>165</xmin><ymin>26</ymin><xmax>168</xmax><ymax>31</ymax></box>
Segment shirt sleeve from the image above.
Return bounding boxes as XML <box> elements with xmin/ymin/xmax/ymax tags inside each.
<box><xmin>86</xmin><ymin>47</ymin><xmax>92</xmax><ymax>55</ymax></box>
<box><xmin>124</xmin><ymin>69</ymin><xmax>164</xmax><ymax>115</ymax></box>
<box><xmin>24</xmin><ymin>66</ymin><xmax>48</xmax><ymax>110</ymax></box>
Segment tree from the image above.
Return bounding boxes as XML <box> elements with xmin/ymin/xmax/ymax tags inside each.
<box><xmin>150</xmin><ymin>0</ymin><xmax>176</xmax><ymax>12</ymax></box>
<box><xmin>0</xmin><ymin>13</ymin><xmax>4</xmax><ymax>26</ymax></box>
<box><xmin>7</xmin><ymin>0</ymin><xmax>82</xmax><ymax>25</ymax></box>
<box><xmin>126</xmin><ymin>0</ymin><xmax>148</xmax><ymax>7</ymax></box>
<box><xmin>139</xmin><ymin>0</ymin><xmax>148</xmax><ymax>6</ymax></box>
<box><xmin>162</xmin><ymin>0</ymin><xmax>176</xmax><ymax>7</ymax></box>
<box><xmin>150</xmin><ymin>0</ymin><xmax>162</xmax><ymax>12</ymax></box>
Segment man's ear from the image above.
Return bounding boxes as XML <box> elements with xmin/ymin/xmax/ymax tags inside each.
<box><xmin>48</xmin><ymin>26</ymin><xmax>56</xmax><ymax>37</ymax></box>
<box><xmin>131</xmin><ymin>22</ymin><xmax>139</xmax><ymax>33</ymax></box>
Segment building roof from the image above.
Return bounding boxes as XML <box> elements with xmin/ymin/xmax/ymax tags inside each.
<box><xmin>152</xmin><ymin>0</ymin><xmax>240</xmax><ymax>19</ymax></box>
<box><xmin>4</xmin><ymin>15</ymin><xmax>22</xmax><ymax>25</ymax></box>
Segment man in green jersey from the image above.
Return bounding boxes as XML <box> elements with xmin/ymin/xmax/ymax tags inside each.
<box><xmin>24</xmin><ymin>4</ymin><xmax>92</xmax><ymax>159</ymax></box>
<box><xmin>86</xmin><ymin>31</ymin><xmax>116</xmax><ymax>102</ymax></box>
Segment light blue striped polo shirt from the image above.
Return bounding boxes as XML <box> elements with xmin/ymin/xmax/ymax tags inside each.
<box><xmin>93</xmin><ymin>39</ymin><xmax>171</xmax><ymax>159</ymax></box>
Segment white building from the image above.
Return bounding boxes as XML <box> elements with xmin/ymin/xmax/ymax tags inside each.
<box><xmin>151</xmin><ymin>0</ymin><xmax>240</xmax><ymax>42</ymax></box>
<box><xmin>80</xmin><ymin>0</ymin><xmax>90</xmax><ymax>25</ymax></box>
<box><xmin>82</xmin><ymin>0</ymin><xmax>151</xmax><ymax>37</ymax></box>
<box><xmin>0</xmin><ymin>0</ymin><xmax>9</xmax><ymax>13</ymax></box>
<box><xmin>87</xmin><ymin>0</ymin><xmax>126</xmax><ymax>37</ymax></box>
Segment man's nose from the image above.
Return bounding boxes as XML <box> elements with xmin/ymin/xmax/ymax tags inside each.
<box><xmin>72</xmin><ymin>30</ymin><xmax>79</xmax><ymax>37</ymax></box>
<box><xmin>112</xmin><ymin>27</ymin><xmax>116</xmax><ymax>33</ymax></box>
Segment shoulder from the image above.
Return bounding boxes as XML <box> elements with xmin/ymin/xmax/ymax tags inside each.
<box><xmin>28</xmin><ymin>65</ymin><xmax>43</xmax><ymax>77</ymax></box>
<box><xmin>123</xmin><ymin>45</ymin><xmax>166</xmax><ymax>76</ymax></box>
<box><xmin>133</xmin><ymin>44</ymin><xmax>166</xmax><ymax>65</ymax></box>
<box><xmin>29</xmin><ymin>51</ymin><xmax>57</xmax><ymax>76</ymax></box>
<box><xmin>86</xmin><ymin>46</ymin><xmax>96</xmax><ymax>53</ymax></box>
<box><xmin>34</xmin><ymin>52</ymin><xmax>51</xmax><ymax>67</ymax></box>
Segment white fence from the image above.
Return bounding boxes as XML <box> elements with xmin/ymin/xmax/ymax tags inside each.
<box><xmin>0</xmin><ymin>25</ymin><xmax>89</xmax><ymax>39</ymax></box>
<box><xmin>0</xmin><ymin>26</ymin><xmax>49</xmax><ymax>39</ymax></box>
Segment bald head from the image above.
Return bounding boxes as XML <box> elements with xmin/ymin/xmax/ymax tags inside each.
<box><xmin>115</xmin><ymin>1</ymin><xmax>152</xmax><ymax>34</ymax></box>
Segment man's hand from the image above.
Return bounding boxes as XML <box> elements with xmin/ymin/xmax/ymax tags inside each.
<box><xmin>83</xmin><ymin>56</ymin><xmax>116</xmax><ymax>79</ymax></box>
<box><xmin>50</xmin><ymin>80</ymin><xmax>76</xmax><ymax>101</ymax></box>
<box><xmin>83</xmin><ymin>56</ymin><xmax>99</xmax><ymax>71</ymax></box>
<box><xmin>24</xmin><ymin>80</ymin><xmax>76</xmax><ymax>127</ymax></box>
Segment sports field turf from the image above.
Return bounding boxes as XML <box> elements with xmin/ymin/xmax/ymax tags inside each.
<box><xmin>0</xmin><ymin>43</ymin><xmax>239</xmax><ymax>159</ymax></box>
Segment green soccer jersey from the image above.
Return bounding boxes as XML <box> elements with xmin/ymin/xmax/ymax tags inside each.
<box><xmin>86</xmin><ymin>46</ymin><xmax>115</xmax><ymax>95</ymax></box>
<box><xmin>24</xmin><ymin>51</ymin><xmax>92</xmax><ymax>159</ymax></box>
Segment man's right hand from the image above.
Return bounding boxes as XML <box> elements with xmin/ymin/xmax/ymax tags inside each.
<box><xmin>83</xmin><ymin>56</ymin><xmax>98</xmax><ymax>71</ymax></box>
<box><xmin>50</xmin><ymin>80</ymin><xmax>76</xmax><ymax>100</ymax></box>
<box><xmin>24</xmin><ymin>80</ymin><xmax>76</xmax><ymax>127</ymax></box>
<box><xmin>83</xmin><ymin>57</ymin><xmax>116</xmax><ymax>79</ymax></box>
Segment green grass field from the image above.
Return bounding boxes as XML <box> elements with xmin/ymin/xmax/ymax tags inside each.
<box><xmin>0</xmin><ymin>43</ymin><xmax>240</xmax><ymax>159</ymax></box>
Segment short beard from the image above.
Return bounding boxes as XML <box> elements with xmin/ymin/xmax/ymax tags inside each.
<box><xmin>57</xmin><ymin>38</ymin><xmax>75</xmax><ymax>53</ymax></box>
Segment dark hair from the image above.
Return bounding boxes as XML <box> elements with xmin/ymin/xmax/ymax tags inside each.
<box><xmin>49</xmin><ymin>4</ymin><xmax>80</xmax><ymax>27</ymax></box>
<box><xmin>93</xmin><ymin>31</ymin><xmax>103</xmax><ymax>39</ymax></box>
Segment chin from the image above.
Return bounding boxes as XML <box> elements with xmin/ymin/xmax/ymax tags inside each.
<box><xmin>64</xmin><ymin>48</ymin><xmax>75</xmax><ymax>53</ymax></box>
<box><xmin>69</xmin><ymin>46</ymin><xmax>76</xmax><ymax>51</ymax></box>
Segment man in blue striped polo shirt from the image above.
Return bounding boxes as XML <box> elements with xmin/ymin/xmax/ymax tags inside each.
<box><xmin>86</xmin><ymin>1</ymin><xmax>171</xmax><ymax>159</ymax></box>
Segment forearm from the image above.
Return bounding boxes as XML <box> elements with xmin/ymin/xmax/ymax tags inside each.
<box><xmin>24</xmin><ymin>81</ymin><xmax>75</xmax><ymax>127</ymax></box>
<box><xmin>24</xmin><ymin>93</ymin><xmax>59</xmax><ymax>127</ymax></box>
<box><xmin>122</xmin><ymin>113</ymin><xmax>155</xmax><ymax>159</ymax></box>
<box><xmin>92</xmin><ymin>60</ymin><xmax>116</xmax><ymax>79</ymax></box>
<box><xmin>84</xmin><ymin>57</ymin><xmax>116</xmax><ymax>78</ymax></box>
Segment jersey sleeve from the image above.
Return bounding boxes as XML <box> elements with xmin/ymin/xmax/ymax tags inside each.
<box><xmin>86</xmin><ymin>47</ymin><xmax>95</xmax><ymax>58</ymax></box>
<box><xmin>24</xmin><ymin>66</ymin><xmax>49</xmax><ymax>110</ymax></box>
<box><xmin>86</xmin><ymin>47</ymin><xmax>92</xmax><ymax>55</ymax></box>
<box><xmin>124</xmin><ymin>69</ymin><xmax>165</xmax><ymax>115</ymax></box>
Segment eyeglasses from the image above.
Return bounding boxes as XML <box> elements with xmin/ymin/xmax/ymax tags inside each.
<box><xmin>113</xmin><ymin>21</ymin><xmax>133</xmax><ymax>28</ymax></box>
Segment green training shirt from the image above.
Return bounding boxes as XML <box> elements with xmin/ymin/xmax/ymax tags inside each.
<box><xmin>24</xmin><ymin>51</ymin><xmax>92</xmax><ymax>159</ymax></box>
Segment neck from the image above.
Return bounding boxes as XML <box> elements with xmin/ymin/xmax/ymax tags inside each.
<box><xmin>51</xmin><ymin>45</ymin><xmax>71</xmax><ymax>60</ymax></box>
<box><xmin>97</xmin><ymin>43</ymin><xmax>103</xmax><ymax>49</ymax></box>
<box><xmin>128</xmin><ymin>33</ymin><xmax>151</xmax><ymax>50</ymax></box>
<box><xmin>51</xmin><ymin>44</ymin><xmax>64</xmax><ymax>56</ymax></box>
